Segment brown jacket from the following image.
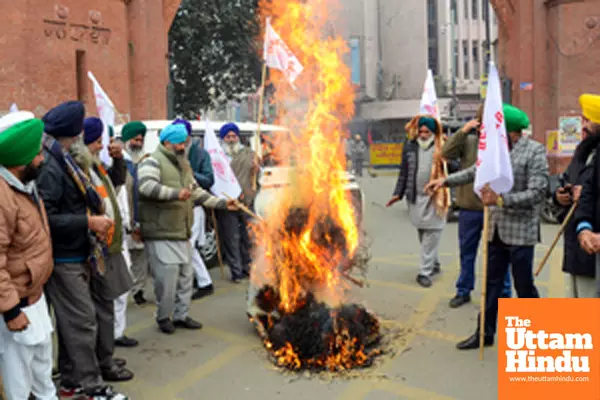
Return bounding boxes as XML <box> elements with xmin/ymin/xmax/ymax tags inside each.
<box><xmin>0</xmin><ymin>169</ymin><xmax>53</xmax><ymax>322</ymax></box>
<box><xmin>229</xmin><ymin>146</ymin><xmax>258</xmax><ymax>207</ymax></box>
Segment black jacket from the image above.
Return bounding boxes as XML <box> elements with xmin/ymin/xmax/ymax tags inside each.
<box><xmin>570</xmin><ymin>136</ymin><xmax>600</xmax><ymax>278</ymax></box>
<box><xmin>393</xmin><ymin>139</ymin><xmax>434</xmax><ymax>204</ymax></box>
<box><xmin>554</xmin><ymin>138</ymin><xmax>598</xmax><ymax>278</ymax></box>
<box><xmin>37</xmin><ymin>149</ymin><xmax>126</xmax><ymax>262</ymax></box>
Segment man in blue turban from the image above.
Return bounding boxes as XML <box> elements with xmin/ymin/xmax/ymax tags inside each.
<box><xmin>137</xmin><ymin>123</ymin><xmax>237</xmax><ymax>334</ymax></box>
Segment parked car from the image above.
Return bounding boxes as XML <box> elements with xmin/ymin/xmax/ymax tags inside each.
<box><xmin>114</xmin><ymin>120</ymin><xmax>366</xmax><ymax>266</ymax></box>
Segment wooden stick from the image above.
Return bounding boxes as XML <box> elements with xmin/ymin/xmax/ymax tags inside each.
<box><xmin>479</xmin><ymin>205</ymin><xmax>490</xmax><ymax>361</ymax></box>
<box><xmin>342</xmin><ymin>273</ymin><xmax>365</xmax><ymax>288</ymax></box>
<box><xmin>535</xmin><ymin>201</ymin><xmax>578</xmax><ymax>277</ymax></box>
<box><xmin>253</xmin><ymin>63</ymin><xmax>268</xmax><ymax>191</ymax></box>
<box><xmin>222</xmin><ymin>193</ymin><xmax>264</xmax><ymax>221</ymax></box>
<box><xmin>211</xmin><ymin>210</ymin><xmax>226</xmax><ymax>280</ymax></box>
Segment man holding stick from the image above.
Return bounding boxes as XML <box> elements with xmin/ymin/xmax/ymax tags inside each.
<box><xmin>573</xmin><ymin>94</ymin><xmax>600</xmax><ymax>298</ymax></box>
<box><xmin>427</xmin><ymin>104</ymin><xmax>548</xmax><ymax>350</ymax></box>
<box><xmin>552</xmin><ymin>94</ymin><xmax>600</xmax><ymax>298</ymax></box>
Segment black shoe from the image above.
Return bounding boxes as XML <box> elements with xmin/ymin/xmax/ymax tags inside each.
<box><xmin>432</xmin><ymin>265</ymin><xmax>441</xmax><ymax>275</ymax></box>
<box><xmin>456</xmin><ymin>333</ymin><xmax>494</xmax><ymax>350</ymax></box>
<box><xmin>101</xmin><ymin>366</ymin><xmax>134</xmax><ymax>382</ymax></box>
<box><xmin>416</xmin><ymin>274</ymin><xmax>432</xmax><ymax>288</ymax></box>
<box><xmin>84</xmin><ymin>385</ymin><xmax>128</xmax><ymax>400</ymax></box>
<box><xmin>115</xmin><ymin>336</ymin><xmax>139</xmax><ymax>348</ymax></box>
<box><xmin>449</xmin><ymin>294</ymin><xmax>471</xmax><ymax>308</ymax></box>
<box><xmin>157</xmin><ymin>318</ymin><xmax>175</xmax><ymax>334</ymax></box>
<box><xmin>192</xmin><ymin>284</ymin><xmax>215</xmax><ymax>300</ymax></box>
<box><xmin>242</xmin><ymin>269</ymin><xmax>251</xmax><ymax>278</ymax></box>
<box><xmin>133</xmin><ymin>291</ymin><xmax>147</xmax><ymax>305</ymax></box>
<box><xmin>114</xmin><ymin>357</ymin><xmax>127</xmax><ymax>368</ymax></box>
<box><xmin>173</xmin><ymin>317</ymin><xmax>203</xmax><ymax>330</ymax></box>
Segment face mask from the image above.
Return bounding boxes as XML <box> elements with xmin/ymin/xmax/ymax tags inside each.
<box><xmin>417</xmin><ymin>137</ymin><xmax>434</xmax><ymax>150</ymax></box>
<box><xmin>22</xmin><ymin>162</ymin><xmax>41</xmax><ymax>183</ymax></box>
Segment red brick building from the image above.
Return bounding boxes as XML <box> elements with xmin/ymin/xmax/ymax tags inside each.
<box><xmin>0</xmin><ymin>0</ymin><xmax>181</xmax><ymax>121</ymax></box>
<box><xmin>492</xmin><ymin>0</ymin><xmax>600</xmax><ymax>173</ymax></box>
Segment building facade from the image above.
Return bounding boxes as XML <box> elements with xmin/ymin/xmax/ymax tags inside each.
<box><xmin>0</xmin><ymin>0</ymin><xmax>181</xmax><ymax>120</ymax></box>
<box><xmin>492</xmin><ymin>0</ymin><xmax>600</xmax><ymax>173</ymax></box>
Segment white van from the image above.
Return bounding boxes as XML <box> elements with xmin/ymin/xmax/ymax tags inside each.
<box><xmin>114</xmin><ymin>120</ymin><xmax>365</xmax><ymax>263</ymax></box>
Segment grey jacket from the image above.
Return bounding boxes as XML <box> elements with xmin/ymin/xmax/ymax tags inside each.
<box><xmin>446</xmin><ymin>137</ymin><xmax>549</xmax><ymax>246</ymax></box>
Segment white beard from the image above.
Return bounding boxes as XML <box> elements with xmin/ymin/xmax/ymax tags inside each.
<box><xmin>222</xmin><ymin>141</ymin><xmax>243</xmax><ymax>157</ymax></box>
<box><xmin>417</xmin><ymin>137</ymin><xmax>434</xmax><ymax>150</ymax></box>
<box><xmin>127</xmin><ymin>146</ymin><xmax>144</xmax><ymax>163</ymax></box>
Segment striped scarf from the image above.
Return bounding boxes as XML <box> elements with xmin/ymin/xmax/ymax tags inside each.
<box><xmin>42</xmin><ymin>134</ymin><xmax>108</xmax><ymax>275</ymax></box>
<box><xmin>405</xmin><ymin>115</ymin><xmax>451</xmax><ymax>217</ymax></box>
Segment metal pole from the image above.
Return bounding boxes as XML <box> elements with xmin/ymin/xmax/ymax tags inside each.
<box><xmin>484</xmin><ymin>0</ymin><xmax>491</xmax><ymax>65</ymax></box>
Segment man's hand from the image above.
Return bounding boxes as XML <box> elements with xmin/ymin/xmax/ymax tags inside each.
<box><xmin>572</xmin><ymin>185</ymin><xmax>582</xmax><ymax>202</ymax></box>
<box><xmin>226</xmin><ymin>200</ymin><xmax>239</xmax><ymax>211</ymax></box>
<box><xmin>425</xmin><ymin>178</ymin><xmax>446</xmax><ymax>195</ymax></box>
<box><xmin>480</xmin><ymin>186</ymin><xmax>500</xmax><ymax>206</ymax></box>
<box><xmin>386</xmin><ymin>196</ymin><xmax>401</xmax><ymax>207</ymax></box>
<box><xmin>131</xmin><ymin>228</ymin><xmax>142</xmax><ymax>243</ymax></box>
<box><xmin>463</xmin><ymin>119</ymin><xmax>480</xmax><ymax>133</ymax></box>
<box><xmin>556</xmin><ymin>184</ymin><xmax>572</xmax><ymax>206</ymax></box>
<box><xmin>7</xmin><ymin>312</ymin><xmax>30</xmax><ymax>332</ymax></box>
<box><xmin>88</xmin><ymin>215</ymin><xmax>114</xmax><ymax>235</ymax></box>
<box><xmin>108</xmin><ymin>140</ymin><xmax>123</xmax><ymax>159</ymax></box>
<box><xmin>578</xmin><ymin>230</ymin><xmax>600</xmax><ymax>254</ymax></box>
<box><xmin>178</xmin><ymin>189</ymin><xmax>192</xmax><ymax>201</ymax></box>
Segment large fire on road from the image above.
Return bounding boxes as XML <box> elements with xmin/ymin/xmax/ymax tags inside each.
<box><xmin>247</xmin><ymin>0</ymin><xmax>382</xmax><ymax>372</ymax></box>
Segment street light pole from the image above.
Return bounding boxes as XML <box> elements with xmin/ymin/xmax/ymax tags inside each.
<box><xmin>450</xmin><ymin>7</ymin><xmax>458</xmax><ymax>121</ymax></box>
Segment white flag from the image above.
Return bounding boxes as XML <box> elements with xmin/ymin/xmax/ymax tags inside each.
<box><xmin>203</xmin><ymin>119</ymin><xmax>242</xmax><ymax>200</ymax></box>
<box><xmin>88</xmin><ymin>71</ymin><xmax>116</xmax><ymax>166</ymax></box>
<box><xmin>419</xmin><ymin>69</ymin><xmax>440</xmax><ymax>119</ymax></box>
<box><xmin>474</xmin><ymin>63</ymin><xmax>513</xmax><ymax>196</ymax></box>
<box><xmin>9</xmin><ymin>103</ymin><xmax>18</xmax><ymax>113</ymax></box>
<box><xmin>263</xmin><ymin>18</ymin><xmax>304</xmax><ymax>85</ymax></box>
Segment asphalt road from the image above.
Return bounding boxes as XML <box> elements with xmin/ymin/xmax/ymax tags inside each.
<box><xmin>113</xmin><ymin>174</ymin><xmax>564</xmax><ymax>400</ymax></box>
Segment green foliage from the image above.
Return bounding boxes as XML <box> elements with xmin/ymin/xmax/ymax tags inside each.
<box><xmin>169</xmin><ymin>0</ymin><xmax>262</xmax><ymax>118</ymax></box>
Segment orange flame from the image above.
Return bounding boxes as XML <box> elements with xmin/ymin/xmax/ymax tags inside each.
<box><xmin>253</xmin><ymin>0</ymin><xmax>359</xmax><ymax>314</ymax></box>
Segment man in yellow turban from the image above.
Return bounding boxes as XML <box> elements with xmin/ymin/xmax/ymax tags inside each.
<box><xmin>0</xmin><ymin>113</ymin><xmax>58</xmax><ymax>398</ymax></box>
<box><xmin>573</xmin><ymin>94</ymin><xmax>600</xmax><ymax>298</ymax></box>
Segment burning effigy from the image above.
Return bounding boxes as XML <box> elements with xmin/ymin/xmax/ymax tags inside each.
<box><xmin>245</xmin><ymin>0</ymin><xmax>382</xmax><ymax>372</ymax></box>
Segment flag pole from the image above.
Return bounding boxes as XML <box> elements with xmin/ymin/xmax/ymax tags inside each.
<box><xmin>479</xmin><ymin>205</ymin><xmax>490</xmax><ymax>360</ymax></box>
<box><xmin>211</xmin><ymin>210</ymin><xmax>226</xmax><ymax>279</ymax></box>
<box><xmin>253</xmin><ymin>62</ymin><xmax>267</xmax><ymax>191</ymax></box>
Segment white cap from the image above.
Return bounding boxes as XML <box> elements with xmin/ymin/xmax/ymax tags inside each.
<box><xmin>0</xmin><ymin>111</ymin><xmax>35</xmax><ymax>134</ymax></box>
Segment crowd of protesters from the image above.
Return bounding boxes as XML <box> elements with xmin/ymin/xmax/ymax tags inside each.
<box><xmin>0</xmin><ymin>101</ymin><xmax>262</xmax><ymax>400</ymax></box>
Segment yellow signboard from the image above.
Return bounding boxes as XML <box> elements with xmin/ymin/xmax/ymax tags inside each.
<box><xmin>546</xmin><ymin>130</ymin><xmax>559</xmax><ymax>156</ymax></box>
<box><xmin>370</xmin><ymin>143</ymin><xmax>403</xmax><ymax>166</ymax></box>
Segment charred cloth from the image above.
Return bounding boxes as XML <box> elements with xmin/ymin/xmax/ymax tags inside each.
<box><xmin>257</xmin><ymin>289</ymin><xmax>382</xmax><ymax>372</ymax></box>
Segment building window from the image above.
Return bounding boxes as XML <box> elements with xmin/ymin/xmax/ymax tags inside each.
<box><xmin>472</xmin><ymin>0</ymin><xmax>478</xmax><ymax>20</ymax></box>
<box><xmin>76</xmin><ymin>50</ymin><xmax>87</xmax><ymax>103</ymax></box>
<box><xmin>464</xmin><ymin>0</ymin><xmax>469</xmax><ymax>20</ymax></box>
<box><xmin>482</xmin><ymin>0</ymin><xmax>486</xmax><ymax>20</ymax></box>
<box><xmin>463</xmin><ymin>40</ymin><xmax>470</xmax><ymax>79</ymax></box>
<box><xmin>451</xmin><ymin>0</ymin><xmax>458</xmax><ymax>24</ymax></box>
<box><xmin>472</xmin><ymin>40</ymin><xmax>480</xmax><ymax>78</ymax></box>
<box><xmin>453</xmin><ymin>39</ymin><xmax>459</xmax><ymax>76</ymax></box>
<box><xmin>348</xmin><ymin>38</ymin><xmax>361</xmax><ymax>86</ymax></box>
<box><xmin>427</xmin><ymin>0</ymin><xmax>438</xmax><ymax>75</ymax></box>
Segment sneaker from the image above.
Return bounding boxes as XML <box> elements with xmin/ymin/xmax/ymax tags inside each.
<box><xmin>84</xmin><ymin>385</ymin><xmax>128</xmax><ymax>400</ymax></box>
<box><xmin>59</xmin><ymin>384</ymin><xmax>84</xmax><ymax>398</ymax></box>
<box><xmin>449</xmin><ymin>294</ymin><xmax>471</xmax><ymax>308</ymax></box>
<box><xmin>192</xmin><ymin>284</ymin><xmax>214</xmax><ymax>300</ymax></box>
<box><xmin>133</xmin><ymin>291</ymin><xmax>146</xmax><ymax>305</ymax></box>
<box><xmin>416</xmin><ymin>274</ymin><xmax>432</xmax><ymax>288</ymax></box>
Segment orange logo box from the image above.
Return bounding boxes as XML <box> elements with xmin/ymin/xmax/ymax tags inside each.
<box><xmin>498</xmin><ymin>298</ymin><xmax>600</xmax><ymax>400</ymax></box>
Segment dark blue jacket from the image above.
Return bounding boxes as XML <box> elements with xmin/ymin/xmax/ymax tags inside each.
<box><xmin>188</xmin><ymin>139</ymin><xmax>215</xmax><ymax>190</ymax></box>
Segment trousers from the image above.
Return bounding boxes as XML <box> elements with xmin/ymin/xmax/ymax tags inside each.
<box><xmin>130</xmin><ymin>248</ymin><xmax>150</xmax><ymax>296</ymax></box>
<box><xmin>478</xmin><ymin>232</ymin><xmax>539</xmax><ymax>337</ymax></box>
<box><xmin>217</xmin><ymin>209</ymin><xmax>252</xmax><ymax>280</ymax></box>
<box><xmin>417</xmin><ymin>229</ymin><xmax>442</xmax><ymax>276</ymax></box>
<box><xmin>191</xmin><ymin>206</ymin><xmax>213</xmax><ymax>288</ymax></box>
<box><xmin>146</xmin><ymin>241</ymin><xmax>194</xmax><ymax>321</ymax></box>
<box><xmin>456</xmin><ymin>209</ymin><xmax>512</xmax><ymax>298</ymax></box>
<box><xmin>45</xmin><ymin>263</ymin><xmax>104</xmax><ymax>389</ymax></box>
<box><xmin>0</xmin><ymin>294</ymin><xmax>57</xmax><ymax>400</ymax></box>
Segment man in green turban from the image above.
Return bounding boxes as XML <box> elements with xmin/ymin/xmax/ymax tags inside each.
<box><xmin>427</xmin><ymin>103</ymin><xmax>549</xmax><ymax>350</ymax></box>
<box><xmin>120</xmin><ymin>121</ymin><xmax>151</xmax><ymax>306</ymax></box>
<box><xmin>0</xmin><ymin>113</ymin><xmax>58</xmax><ymax>398</ymax></box>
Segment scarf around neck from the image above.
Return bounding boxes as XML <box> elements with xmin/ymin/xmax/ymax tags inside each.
<box><xmin>43</xmin><ymin>134</ymin><xmax>108</xmax><ymax>275</ymax></box>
